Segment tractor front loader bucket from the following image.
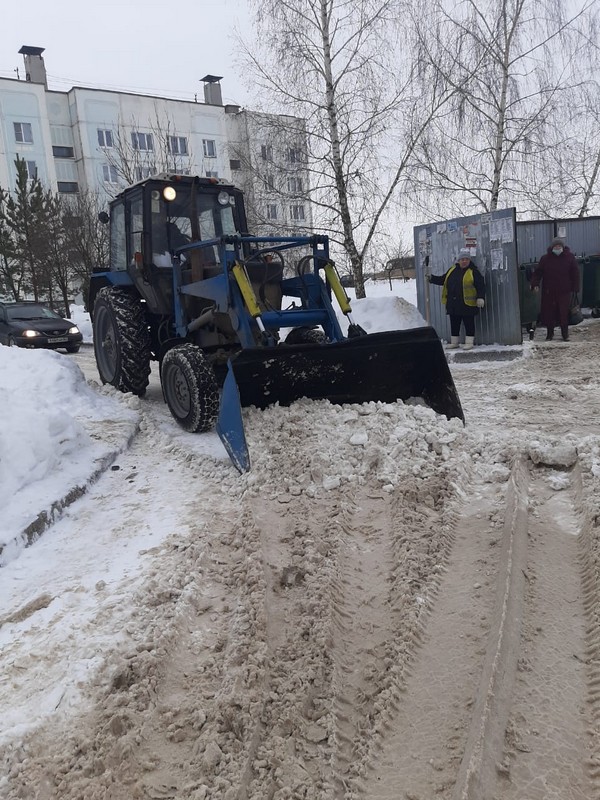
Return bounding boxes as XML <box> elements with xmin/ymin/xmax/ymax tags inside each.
<box><xmin>216</xmin><ymin>326</ymin><xmax>464</xmax><ymax>473</ymax></box>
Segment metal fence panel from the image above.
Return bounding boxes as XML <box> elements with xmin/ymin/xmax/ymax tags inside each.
<box><xmin>516</xmin><ymin>221</ymin><xmax>555</xmax><ymax>266</ymax></box>
<box><xmin>414</xmin><ymin>208</ymin><xmax>521</xmax><ymax>346</ymax></box>
<box><xmin>516</xmin><ymin>216</ymin><xmax>600</xmax><ymax>262</ymax></box>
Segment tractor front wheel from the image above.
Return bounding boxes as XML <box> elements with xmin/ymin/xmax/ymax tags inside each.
<box><xmin>161</xmin><ymin>344</ymin><xmax>219</xmax><ymax>433</ymax></box>
<box><xmin>93</xmin><ymin>287</ymin><xmax>151</xmax><ymax>395</ymax></box>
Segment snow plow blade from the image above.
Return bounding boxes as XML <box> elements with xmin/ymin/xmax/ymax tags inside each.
<box><xmin>216</xmin><ymin>327</ymin><xmax>464</xmax><ymax>472</ymax></box>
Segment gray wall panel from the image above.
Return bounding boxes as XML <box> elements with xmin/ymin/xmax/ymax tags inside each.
<box><xmin>517</xmin><ymin>216</ymin><xmax>600</xmax><ymax>262</ymax></box>
<box><xmin>516</xmin><ymin>221</ymin><xmax>554</xmax><ymax>265</ymax></box>
<box><xmin>560</xmin><ymin>218</ymin><xmax>600</xmax><ymax>256</ymax></box>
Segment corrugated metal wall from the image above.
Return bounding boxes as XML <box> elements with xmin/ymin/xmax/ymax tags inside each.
<box><xmin>515</xmin><ymin>220</ymin><xmax>554</xmax><ymax>265</ymax></box>
<box><xmin>414</xmin><ymin>208</ymin><xmax>522</xmax><ymax>346</ymax></box>
<box><xmin>516</xmin><ymin>216</ymin><xmax>600</xmax><ymax>263</ymax></box>
<box><xmin>516</xmin><ymin>216</ymin><xmax>600</xmax><ymax>302</ymax></box>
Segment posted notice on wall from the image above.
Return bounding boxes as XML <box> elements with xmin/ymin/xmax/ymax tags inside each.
<box><xmin>490</xmin><ymin>217</ymin><xmax>513</xmax><ymax>244</ymax></box>
<box><xmin>491</xmin><ymin>248</ymin><xmax>505</xmax><ymax>270</ymax></box>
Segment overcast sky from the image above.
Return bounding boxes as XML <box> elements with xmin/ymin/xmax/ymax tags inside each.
<box><xmin>0</xmin><ymin>0</ymin><xmax>254</xmax><ymax>107</ymax></box>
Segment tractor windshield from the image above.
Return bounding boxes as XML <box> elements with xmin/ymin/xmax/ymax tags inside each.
<box><xmin>151</xmin><ymin>185</ymin><xmax>237</xmax><ymax>266</ymax></box>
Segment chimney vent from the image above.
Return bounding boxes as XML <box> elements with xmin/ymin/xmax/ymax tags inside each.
<box><xmin>200</xmin><ymin>74</ymin><xmax>223</xmax><ymax>106</ymax></box>
<box><xmin>18</xmin><ymin>45</ymin><xmax>48</xmax><ymax>89</ymax></box>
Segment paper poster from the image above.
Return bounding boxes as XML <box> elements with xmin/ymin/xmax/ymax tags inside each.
<box><xmin>437</xmin><ymin>223</ymin><xmax>447</xmax><ymax>234</ymax></box>
<box><xmin>448</xmin><ymin>221</ymin><xmax>457</xmax><ymax>232</ymax></box>
<box><xmin>491</xmin><ymin>248</ymin><xmax>504</xmax><ymax>270</ymax></box>
<box><xmin>490</xmin><ymin>217</ymin><xmax>513</xmax><ymax>243</ymax></box>
<box><xmin>480</xmin><ymin>214</ymin><xmax>491</xmax><ymax>225</ymax></box>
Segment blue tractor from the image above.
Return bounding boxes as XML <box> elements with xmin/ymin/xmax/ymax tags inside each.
<box><xmin>89</xmin><ymin>174</ymin><xmax>463</xmax><ymax>471</ymax></box>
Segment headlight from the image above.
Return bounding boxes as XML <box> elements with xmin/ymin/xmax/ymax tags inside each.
<box><xmin>163</xmin><ymin>186</ymin><xmax>177</xmax><ymax>201</ymax></box>
<box><xmin>68</xmin><ymin>326</ymin><xmax>80</xmax><ymax>334</ymax></box>
<box><xmin>23</xmin><ymin>329</ymin><xmax>40</xmax><ymax>338</ymax></box>
<box><xmin>218</xmin><ymin>191</ymin><xmax>230</xmax><ymax>206</ymax></box>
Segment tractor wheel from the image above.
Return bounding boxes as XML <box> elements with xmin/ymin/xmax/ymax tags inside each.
<box><xmin>285</xmin><ymin>326</ymin><xmax>327</xmax><ymax>345</ymax></box>
<box><xmin>66</xmin><ymin>345</ymin><xmax>80</xmax><ymax>354</ymax></box>
<box><xmin>93</xmin><ymin>287</ymin><xmax>151</xmax><ymax>395</ymax></box>
<box><xmin>161</xmin><ymin>344</ymin><xmax>219</xmax><ymax>433</ymax></box>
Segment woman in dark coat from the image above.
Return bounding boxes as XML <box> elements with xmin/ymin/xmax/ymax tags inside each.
<box><xmin>531</xmin><ymin>237</ymin><xmax>580</xmax><ymax>341</ymax></box>
<box><xmin>428</xmin><ymin>248</ymin><xmax>485</xmax><ymax>350</ymax></box>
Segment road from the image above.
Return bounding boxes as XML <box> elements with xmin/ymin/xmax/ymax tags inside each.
<box><xmin>4</xmin><ymin>322</ymin><xmax>600</xmax><ymax>800</ymax></box>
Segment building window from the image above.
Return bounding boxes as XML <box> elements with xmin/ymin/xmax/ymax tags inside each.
<box><xmin>97</xmin><ymin>129</ymin><xmax>113</xmax><ymax>148</ymax></box>
<box><xmin>290</xmin><ymin>204</ymin><xmax>305</xmax><ymax>221</ymax></box>
<box><xmin>168</xmin><ymin>135</ymin><xmax>188</xmax><ymax>155</ymax></box>
<box><xmin>229</xmin><ymin>159</ymin><xmax>241</xmax><ymax>170</ymax></box>
<box><xmin>287</xmin><ymin>147</ymin><xmax>303</xmax><ymax>163</ymax></box>
<box><xmin>57</xmin><ymin>181</ymin><xmax>79</xmax><ymax>193</ymax></box>
<box><xmin>205</xmin><ymin>170</ymin><xmax>219</xmax><ymax>178</ymax></box>
<box><xmin>131</xmin><ymin>132</ymin><xmax>154</xmax><ymax>151</ymax></box>
<box><xmin>102</xmin><ymin>164</ymin><xmax>119</xmax><ymax>183</ymax></box>
<box><xmin>14</xmin><ymin>122</ymin><xmax>33</xmax><ymax>144</ymax></box>
<box><xmin>52</xmin><ymin>145</ymin><xmax>75</xmax><ymax>159</ymax></box>
<box><xmin>261</xmin><ymin>144</ymin><xmax>273</xmax><ymax>162</ymax></box>
<box><xmin>25</xmin><ymin>161</ymin><xmax>38</xmax><ymax>180</ymax></box>
<box><xmin>265</xmin><ymin>173</ymin><xmax>275</xmax><ymax>190</ymax></box>
<box><xmin>267</xmin><ymin>204</ymin><xmax>278</xmax><ymax>220</ymax></box>
<box><xmin>288</xmin><ymin>177</ymin><xmax>303</xmax><ymax>193</ymax></box>
<box><xmin>135</xmin><ymin>166</ymin><xmax>155</xmax><ymax>181</ymax></box>
<box><xmin>203</xmin><ymin>139</ymin><xmax>217</xmax><ymax>158</ymax></box>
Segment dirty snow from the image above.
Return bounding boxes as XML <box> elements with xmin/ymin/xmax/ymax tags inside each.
<box><xmin>2</xmin><ymin>279</ymin><xmax>600</xmax><ymax>799</ymax></box>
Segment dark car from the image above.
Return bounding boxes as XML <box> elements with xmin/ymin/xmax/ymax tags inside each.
<box><xmin>0</xmin><ymin>301</ymin><xmax>83</xmax><ymax>353</ymax></box>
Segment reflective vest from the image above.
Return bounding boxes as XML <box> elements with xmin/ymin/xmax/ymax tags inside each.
<box><xmin>442</xmin><ymin>265</ymin><xmax>477</xmax><ymax>307</ymax></box>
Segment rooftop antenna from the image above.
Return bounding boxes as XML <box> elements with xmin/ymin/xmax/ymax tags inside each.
<box><xmin>14</xmin><ymin>67</ymin><xmax>20</xmax><ymax>79</ymax></box>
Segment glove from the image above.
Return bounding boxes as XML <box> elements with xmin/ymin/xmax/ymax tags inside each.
<box><xmin>426</xmin><ymin>274</ymin><xmax>432</xmax><ymax>283</ymax></box>
<box><xmin>476</xmin><ymin>298</ymin><xmax>485</xmax><ymax>308</ymax></box>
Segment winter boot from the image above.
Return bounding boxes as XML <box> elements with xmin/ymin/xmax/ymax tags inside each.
<box><xmin>545</xmin><ymin>328</ymin><xmax>554</xmax><ymax>341</ymax></box>
<box><xmin>446</xmin><ymin>336</ymin><xmax>460</xmax><ymax>349</ymax></box>
<box><xmin>462</xmin><ymin>336</ymin><xmax>475</xmax><ymax>350</ymax></box>
<box><xmin>561</xmin><ymin>326</ymin><xmax>569</xmax><ymax>341</ymax></box>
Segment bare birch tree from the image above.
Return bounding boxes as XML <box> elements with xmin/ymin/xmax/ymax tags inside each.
<box><xmin>521</xmin><ymin>79</ymin><xmax>600</xmax><ymax>218</ymax></box>
<box><xmin>242</xmin><ymin>0</ymin><xmax>459</xmax><ymax>297</ymax></box>
<box><xmin>410</xmin><ymin>0</ymin><xmax>597</xmax><ymax>218</ymax></box>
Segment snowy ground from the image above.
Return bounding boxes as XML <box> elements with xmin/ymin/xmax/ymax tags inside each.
<box><xmin>2</xmin><ymin>279</ymin><xmax>600</xmax><ymax>799</ymax></box>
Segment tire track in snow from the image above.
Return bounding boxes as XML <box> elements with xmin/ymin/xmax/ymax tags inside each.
<box><xmin>359</xmin><ymin>455</ymin><xmax>600</xmax><ymax>800</ymax></box>
<box><xmin>359</xmin><ymin>469</ymin><xmax>506</xmax><ymax>799</ymax></box>
<box><xmin>498</xmin><ymin>461</ymin><xmax>594</xmax><ymax>800</ymax></box>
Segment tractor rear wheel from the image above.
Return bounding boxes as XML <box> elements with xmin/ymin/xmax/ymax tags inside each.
<box><xmin>161</xmin><ymin>344</ymin><xmax>219</xmax><ymax>433</ymax></box>
<box><xmin>93</xmin><ymin>287</ymin><xmax>151</xmax><ymax>395</ymax></box>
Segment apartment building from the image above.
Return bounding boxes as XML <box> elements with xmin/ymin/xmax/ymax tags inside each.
<box><xmin>0</xmin><ymin>46</ymin><xmax>311</xmax><ymax>235</ymax></box>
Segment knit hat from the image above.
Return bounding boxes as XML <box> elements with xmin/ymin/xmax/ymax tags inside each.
<box><xmin>551</xmin><ymin>236</ymin><xmax>564</xmax><ymax>246</ymax></box>
<box><xmin>457</xmin><ymin>248</ymin><xmax>471</xmax><ymax>259</ymax></box>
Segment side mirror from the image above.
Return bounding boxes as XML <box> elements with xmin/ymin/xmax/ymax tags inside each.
<box><xmin>98</xmin><ymin>211</ymin><xmax>109</xmax><ymax>224</ymax></box>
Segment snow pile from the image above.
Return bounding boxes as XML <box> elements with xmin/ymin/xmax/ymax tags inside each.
<box><xmin>0</xmin><ymin>348</ymin><xmax>140</xmax><ymax>562</ymax></box>
<box><xmin>242</xmin><ymin>398</ymin><xmax>469</xmax><ymax>495</ymax></box>
<box><xmin>339</xmin><ymin>294</ymin><xmax>426</xmax><ymax>334</ymax></box>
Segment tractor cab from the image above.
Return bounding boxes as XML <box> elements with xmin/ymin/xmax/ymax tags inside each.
<box><xmin>104</xmin><ymin>174</ymin><xmax>248</xmax><ymax>315</ymax></box>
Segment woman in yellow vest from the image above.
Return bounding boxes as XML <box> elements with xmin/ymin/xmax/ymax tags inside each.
<box><xmin>428</xmin><ymin>248</ymin><xmax>486</xmax><ymax>350</ymax></box>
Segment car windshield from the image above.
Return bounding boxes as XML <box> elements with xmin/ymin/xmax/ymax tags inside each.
<box><xmin>7</xmin><ymin>305</ymin><xmax>62</xmax><ymax>321</ymax></box>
